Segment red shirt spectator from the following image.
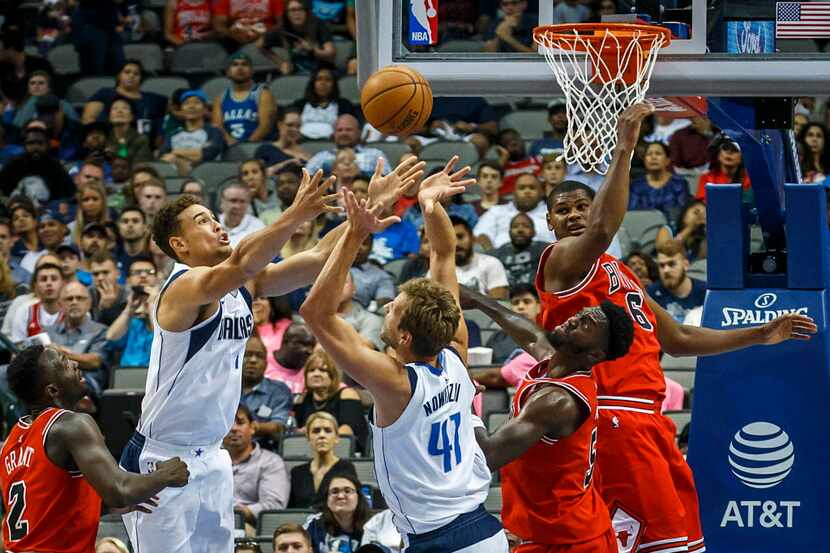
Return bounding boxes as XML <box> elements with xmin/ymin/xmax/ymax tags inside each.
<box><xmin>166</xmin><ymin>0</ymin><xmax>214</xmax><ymax>44</ymax></box>
<box><xmin>497</xmin><ymin>128</ymin><xmax>541</xmax><ymax>195</ymax></box>
<box><xmin>695</xmin><ymin>139</ymin><xmax>751</xmax><ymax>201</ymax></box>
<box><xmin>669</xmin><ymin>116</ymin><xmax>715</xmax><ymax>169</ymax></box>
<box><xmin>214</xmin><ymin>0</ymin><xmax>284</xmax><ymax>44</ymax></box>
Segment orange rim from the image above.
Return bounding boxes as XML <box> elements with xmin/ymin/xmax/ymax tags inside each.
<box><xmin>533</xmin><ymin>23</ymin><xmax>672</xmax><ymax>51</ymax></box>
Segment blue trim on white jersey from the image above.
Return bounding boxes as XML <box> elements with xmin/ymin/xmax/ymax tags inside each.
<box><xmin>119</xmin><ymin>432</ymin><xmax>146</xmax><ymax>473</ymax></box>
<box><xmin>239</xmin><ymin>286</ymin><xmax>253</xmax><ymax>312</ymax></box>
<box><xmin>404</xmin><ymin>504</ymin><xmax>502</xmax><ymax>552</ymax></box>
<box><xmin>379</xmin><ymin>429</ymin><xmax>417</xmax><ymax>534</ymax></box>
<box><xmin>183</xmin><ymin>303</ymin><xmax>224</xmax><ymax>366</ymax></box>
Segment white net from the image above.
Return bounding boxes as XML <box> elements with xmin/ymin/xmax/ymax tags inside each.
<box><xmin>535</xmin><ymin>27</ymin><xmax>667</xmax><ymax>174</ymax></box>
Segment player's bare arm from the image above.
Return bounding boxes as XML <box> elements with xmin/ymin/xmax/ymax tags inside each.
<box><xmin>475</xmin><ymin>385</ymin><xmax>588</xmax><ymax>471</ymax></box>
<box><xmin>158</xmin><ymin>170</ymin><xmax>338</xmax><ymax>331</ymax></box>
<box><xmin>47</xmin><ymin>411</ymin><xmax>188</xmax><ymax>509</ymax></box>
<box><xmin>647</xmin><ymin>295</ymin><xmax>817</xmax><ymax>357</ymax></box>
<box><xmin>543</xmin><ymin>103</ymin><xmax>654</xmax><ymax>292</ymax></box>
<box><xmin>251</xmin><ymin>156</ymin><xmax>425</xmax><ymax>296</ymax></box>
<box><xmin>300</xmin><ymin>190</ymin><xmax>412</xmax><ymax>427</ymax></box>
<box><xmin>418</xmin><ymin>155</ymin><xmax>477</xmax><ymax>360</ymax></box>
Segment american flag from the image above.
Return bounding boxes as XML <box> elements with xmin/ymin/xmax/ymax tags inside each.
<box><xmin>776</xmin><ymin>2</ymin><xmax>830</xmax><ymax>38</ymax></box>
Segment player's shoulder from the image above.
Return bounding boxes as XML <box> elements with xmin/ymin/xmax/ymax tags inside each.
<box><xmin>47</xmin><ymin>411</ymin><xmax>97</xmax><ymax>442</ymax></box>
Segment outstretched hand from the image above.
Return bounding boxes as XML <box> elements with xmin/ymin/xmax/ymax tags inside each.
<box><xmin>616</xmin><ymin>102</ymin><xmax>655</xmax><ymax>151</ymax></box>
<box><xmin>418</xmin><ymin>155</ymin><xmax>476</xmax><ymax>214</ymax></box>
<box><xmin>344</xmin><ymin>189</ymin><xmax>401</xmax><ymax>238</ymax></box>
<box><xmin>759</xmin><ymin>313</ymin><xmax>817</xmax><ymax>345</ymax></box>
<box><xmin>290</xmin><ymin>169</ymin><xmax>341</xmax><ymax>220</ymax></box>
<box><xmin>368</xmin><ymin>156</ymin><xmax>426</xmax><ymax>211</ymax></box>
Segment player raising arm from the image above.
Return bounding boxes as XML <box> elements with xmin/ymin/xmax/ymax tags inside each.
<box><xmin>301</xmin><ymin>157</ymin><xmax>509</xmax><ymax>552</ymax></box>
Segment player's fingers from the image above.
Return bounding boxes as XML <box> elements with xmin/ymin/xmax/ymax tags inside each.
<box><xmin>323</xmin><ymin>204</ymin><xmax>345</xmax><ymax>214</ymax></box>
<box><xmin>443</xmin><ymin>155</ymin><xmax>460</xmax><ymax>173</ymax></box>
<box><xmin>402</xmin><ymin>162</ymin><xmax>426</xmax><ymax>181</ymax></box>
<box><xmin>321</xmin><ymin>193</ymin><xmax>340</xmax><ymax>205</ymax></box>
<box><xmin>321</xmin><ymin>175</ymin><xmax>337</xmax><ymax>190</ymax></box>
<box><xmin>395</xmin><ymin>155</ymin><xmax>418</xmax><ymax>174</ymax></box>
<box><xmin>455</xmin><ymin>177</ymin><xmax>477</xmax><ymax>188</ymax></box>
<box><xmin>374</xmin><ymin>157</ymin><xmax>384</xmax><ymax>179</ymax></box>
<box><xmin>449</xmin><ymin>165</ymin><xmax>472</xmax><ymax>181</ymax></box>
<box><xmin>793</xmin><ymin>322</ymin><xmax>818</xmax><ymax>334</ymax></box>
<box><xmin>379</xmin><ymin>215</ymin><xmax>402</xmax><ymax>227</ymax></box>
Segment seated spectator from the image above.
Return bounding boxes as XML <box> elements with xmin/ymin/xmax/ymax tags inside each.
<box><xmin>624</xmin><ymin>250</ymin><xmax>659</xmax><ymax>287</ymax></box>
<box><xmin>72</xmin><ymin>161</ymin><xmax>106</xmax><ymax>195</ymax></box>
<box><xmin>794</xmin><ymin>112</ymin><xmax>809</xmax><ymax>136</ymax></box>
<box><xmin>310</xmin><ymin>0</ymin><xmax>355</xmax><ymax>38</ymax></box>
<box><xmin>105</xmin><ymin>257</ymin><xmax>160</xmax><ymax>366</ymax></box>
<box><xmin>486</xmin><ymin>283</ymin><xmax>542</xmax><ymax>364</ymax></box>
<box><xmin>106</xmin><ymin>97</ymin><xmax>152</xmax><ymax>165</ymax></box>
<box><xmin>70</xmin><ymin>180</ymin><xmax>111</xmax><ymax>244</ymax></box>
<box><xmin>9</xmin><ymin>198</ymin><xmax>41</xmax><ymax>267</ymax></box>
<box><xmin>267</xmin><ymin>322</ymin><xmax>316</xmax><ymax>393</ymax></box>
<box><xmin>262</xmin><ymin>1</ymin><xmax>336</xmax><ymax>74</ymax></box>
<box><xmin>554</xmin><ymin>0</ymin><xmax>590</xmax><ymax>22</ymax></box>
<box><xmin>696</xmin><ymin>137</ymin><xmax>751</xmax><ymax>202</ymax></box>
<box><xmin>350</xmin><ymin>235</ymin><xmax>395</xmax><ymax>310</ymax></box>
<box><xmin>219</xmin><ymin>182</ymin><xmax>266</xmax><ymax>247</ymax></box>
<box><xmin>161</xmin><ymin>89</ymin><xmax>226</xmax><ymax>175</ymax></box>
<box><xmin>95</xmin><ymin>537</ymin><xmax>130</xmax><ymax>553</ymax></box>
<box><xmin>81</xmin><ymin>60</ymin><xmax>167</xmax><ymax>140</ymax></box>
<box><xmin>37</xmin><ymin>208</ymin><xmax>69</xmax><ymax>259</ymax></box>
<box><xmin>71</xmin><ymin>0</ymin><xmax>126</xmax><ymax>76</ymax></box>
<box><xmin>628</xmin><ymin>141</ymin><xmax>690</xmax><ymax>223</ymax></box>
<box><xmin>295</xmin><ymin>350</ymin><xmax>368</xmax><ymax>450</ymax></box>
<box><xmin>77</xmin><ymin>221</ymin><xmax>111</xmax><ymax>282</ymax></box>
<box><xmin>0</xmin><ymin>127</ymin><xmax>74</xmax><ymax>204</ymax></box>
<box><xmin>89</xmin><ymin>252</ymin><xmax>128</xmax><ymax>326</ymax></box>
<box><xmin>663</xmin><ymin>375</ymin><xmax>685</xmax><ymax>412</ymax></box>
<box><xmin>281</xmin><ymin>220</ymin><xmax>319</xmax><ymax>259</ymax></box>
<box><xmin>288</xmin><ymin>411</ymin><xmax>357</xmax><ymax>508</ymax></box>
<box><xmin>669</xmin><ymin>115</ymin><xmax>715</xmax><ymax>171</ymax></box>
<box><xmin>483</xmin><ymin>0</ymin><xmax>536</xmax><ymax>53</ymax></box>
<box><xmin>0</xmin><ymin>217</ymin><xmax>28</xmax><ymax>302</ymax></box>
<box><xmin>489</xmin><ymin>212</ymin><xmax>547</xmax><ymax>288</ymax></box>
<box><xmin>0</xmin><ymin>28</ymin><xmax>54</xmax><ymax>105</ymax></box>
<box><xmin>11</xmin><ymin>261</ymin><xmax>64</xmax><ymax>344</ymax></box>
<box><xmin>124</xmin><ymin>163</ymin><xmax>162</xmax><ymax>205</ymax></box>
<box><xmin>305</xmin><ymin>473</ymin><xmax>370</xmax><ymax>552</ymax></box>
<box><xmin>289</xmin><ymin>69</ymin><xmax>357</xmax><ymax>140</ymax></box>
<box><xmin>12</xmin><ymin>71</ymin><xmax>78</xmax><ymax>133</ymax></box>
<box><xmin>472</xmin><ymin>161</ymin><xmax>506</xmax><ymax>215</ymax></box>
<box><xmin>474</xmin><ymin>173</ymin><xmax>554</xmax><ymax>250</ymax></box>
<box><xmin>72</xmin><ymin>122</ymin><xmax>111</xmax><ymax>167</ymax></box>
<box><xmin>799</xmin><ymin>122</ymin><xmax>830</xmax><ymax>184</ymax></box>
<box><xmin>239</xmin><ymin>158</ymin><xmax>278</xmax><ymax>220</ymax></box>
<box><xmin>450</xmin><ymin>216</ymin><xmax>509</xmax><ymax>299</ymax></box>
<box><xmin>148</xmin><ymin>238</ymin><xmax>174</xmax><ymax>281</ymax></box>
<box><xmin>425</xmin><ymin>97</ymin><xmax>497</xmax><ymax>158</ymax></box>
<box><xmin>656</xmin><ymin>199</ymin><xmax>707</xmax><ymax>262</ymax></box>
<box><xmin>273</xmin><ymin>523</ymin><xmax>313</xmax><ymax>553</ymax></box>
<box><xmin>648</xmin><ymin>241</ymin><xmax>706</xmax><ymax>323</ymax></box>
<box><xmin>253</xmin><ymin>295</ymin><xmax>293</xmax><ymax>370</ymax></box>
<box><xmin>164</xmin><ymin>0</ymin><xmax>215</xmax><ymax>45</ymax></box>
<box><xmin>224</xmin><ymin>404</ymin><xmax>290</xmax><ymax>527</ymax></box>
<box><xmin>115</xmin><ymin>207</ymin><xmax>151</xmax><ymax>275</ymax></box>
<box><xmin>241</xmin><ymin>334</ymin><xmax>293</xmax><ymax>443</ymax></box>
<box><xmin>2</xmin><ymin>253</ymin><xmax>59</xmax><ymax>337</ymax></box>
<box><xmin>360</xmin><ymin>509</ymin><xmax>402</xmax><ymax>553</ymax></box>
<box><xmin>213</xmin><ymin>0</ymin><xmax>283</xmax><ymax>47</ymax></box>
<box><xmin>368</xmin><ymin>204</ymin><xmax>419</xmax><ymax>266</ymax></box>
<box><xmin>110</xmin><ymin>156</ymin><xmax>133</xmax><ymax>196</ymax></box>
<box><xmin>306</xmin><ymin>115</ymin><xmax>388</xmax><ymax>176</ymax></box>
<box><xmin>48</xmin><ymin>281</ymin><xmax>108</xmax><ymax>397</ymax></box>
<box><xmin>134</xmin><ymin>178</ymin><xmax>169</xmax><ymax>226</ymax></box>
<box><xmin>213</xmin><ymin>54</ymin><xmax>277</xmax><ymax>146</ymax></box>
<box><xmin>494</xmin><ymin>128</ymin><xmax>541</xmax><ymax>195</ymax></box>
<box><xmin>539</xmin><ymin>151</ymin><xmax>567</xmax><ymax>196</ymax></box>
<box><xmin>260</xmin><ymin>164</ymin><xmax>304</xmax><ymax>225</ymax></box>
<box><xmin>57</xmin><ymin>243</ymin><xmax>87</xmax><ymax>285</ymax></box>
<box><xmin>180</xmin><ymin>177</ymin><xmax>207</xmax><ymax>204</ymax></box>
<box><xmin>256</xmin><ymin>106</ymin><xmax>310</xmax><ymax>170</ymax></box>
<box><xmin>529</xmin><ymin>100</ymin><xmax>567</xmax><ymax>157</ymax></box>
<box><xmin>396</xmin><ymin>228</ymin><xmax>429</xmax><ymax>285</ymax></box>
<box><xmin>333</xmin><ymin>272</ymin><xmax>383</xmax><ymax>351</ymax></box>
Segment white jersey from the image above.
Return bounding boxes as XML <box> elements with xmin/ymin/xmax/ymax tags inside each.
<box><xmin>137</xmin><ymin>263</ymin><xmax>253</xmax><ymax>446</ymax></box>
<box><xmin>371</xmin><ymin>348</ymin><xmax>492</xmax><ymax>536</ymax></box>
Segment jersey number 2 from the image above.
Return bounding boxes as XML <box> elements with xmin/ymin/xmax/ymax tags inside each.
<box><xmin>428</xmin><ymin>412</ymin><xmax>462</xmax><ymax>473</ymax></box>
<box><xmin>7</xmin><ymin>481</ymin><xmax>28</xmax><ymax>541</ymax></box>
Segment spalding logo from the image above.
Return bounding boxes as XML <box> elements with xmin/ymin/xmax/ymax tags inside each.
<box><xmin>728</xmin><ymin>422</ymin><xmax>794</xmax><ymax>489</ymax></box>
<box><xmin>754</xmin><ymin>293</ymin><xmax>777</xmax><ymax>309</ymax></box>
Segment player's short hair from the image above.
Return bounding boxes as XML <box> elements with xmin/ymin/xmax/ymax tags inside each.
<box><xmin>152</xmin><ymin>195</ymin><xmax>202</xmax><ymax>262</ymax></box>
<box><xmin>272</xmin><ymin>523</ymin><xmax>311</xmax><ymax>547</ymax></box>
<box><xmin>509</xmin><ymin>283</ymin><xmax>539</xmax><ymax>301</ymax></box>
<box><xmin>304</xmin><ymin>350</ymin><xmax>342</xmax><ymax>398</ymax></box>
<box><xmin>7</xmin><ymin>345</ymin><xmax>48</xmax><ymax>405</ymax></box>
<box><xmin>398</xmin><ymin>278</ymin><xmax>461</xmax><ymax>358</ymax></box>
<box><xmin>599</xmin><ymin>300</ymin><xmax>635</xmax><ymax>361</ymax></box>
<box><xmin>546</xmin><ymin>180</ymin><xmax>596</xmax><ymax>210</ymax></box>
<box><xmin>656</xmin><ymin>238</ymin><xmax>687</xmax><ymax>259</ymax></box>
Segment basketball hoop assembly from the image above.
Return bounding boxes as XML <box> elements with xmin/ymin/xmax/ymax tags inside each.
<box><xmin>534</xmin><ymin>23</ymin><xmax>672</xmax><ymax>174</ymax></box>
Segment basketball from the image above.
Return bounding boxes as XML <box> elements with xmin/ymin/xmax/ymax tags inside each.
<box><xmin>360</xmin><ymin>65</ymin><xmax>433</xmax><ymax>136</ymax></box>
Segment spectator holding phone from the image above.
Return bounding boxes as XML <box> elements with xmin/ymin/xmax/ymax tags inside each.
<box><xmin>105</xmin><ymin>256</ymin><xmax>159</xmax><ymax>367</ymax></box>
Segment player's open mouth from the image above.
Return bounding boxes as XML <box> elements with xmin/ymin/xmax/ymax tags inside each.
<box><xmin>219</xmin><ymin>234</ymin><xmax>230</xmax><ymax>245</ymax></box>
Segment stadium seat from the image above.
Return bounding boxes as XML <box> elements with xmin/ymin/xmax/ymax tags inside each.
<box><xmin>235</xmin><ymin>43</ymin><xmax>283</xmax><ymax>74</ymax></box>
<box><xmin>463</xmin><ymin>309</ymin><xmax>497</xmax><ymax>330</ymax></box>
<box><xmin>437</xmin><ymin>39</ymin><xmax>487</xmax><ymax>53</ymax></box>
<box><xmin>124</xmin><ymin>44</ymin><xmax>164</xmax><ymax>75</ymax></box>
<box><xmin>302</xmin><ymin>141</ymin><xmax>335</xmax><ymax>156</ymax></box>
<box><xmin>171</xmin><ymin>42</ymin><xmax>229</xmax><ymax>75</ymax></box>
<box><xmin>224</xmin><ymin>142</ymin><xmax>266</xmax><ymax>162</ymax></box>
<box><xmin>499</xmin><ymin>110</ymin><xmax>550</xmax><ymax>140</ymax></box>
<box><xmin>333</xmin><ymin>40</ymin><xmax>355</xmax><ymax>72</ymax></box>
<box><xmin>340</xmin><ymin>75</ymin><xmax>360</xmax><ymax>104</ymax></box>
<box><xmin>688</xmin><ymin>259</ymin><xmax>707</xmax><ymax>282</ymax></box>
<box><xmin>487</xmin><ymin>412</ymin><xmax>509</xmax><ymax>433</ymax></box>
<box><xmin>144</xmin><ymin>161</ymin><xmax>179</xmax><ymax>178</ymax></box>
<box><xmin>191</xmin><ymin>161</ymin><xmax>241</xmax><ymax>195</ymax></box>
<box><xmin>665</xmin><ymin>410</ymin><xmax>692</xmax><ymax>435</ymax></box>
<box><xmin>66</xmin><ymin>77</ymin><xmax>115</xmax><ymax>105</ymax></box>
<box><xmin>484</xmin><ymin>485</ymin><xmax>502</xmax><ymax>512</ymax></box>
<box><xmin>370</xmin><ymin>142</ymin><xmax>412</xmax><ymax>165</ymax></box>
<box><xmin>352</xmin><ymin>458</ymin><xmax>377</xmax><ymax>486</ymax></box>
<box><xmin>165</xmin><ymin>177</ymin><xmax>189</xmax><ymax>194</ymax></box>
<box><xmin>99</xmin><ymin>389</ymin><xmax>144</xmax><ymax>458</ymax></box>
<box><xmin>384</xmin><ymin>258</ymin><xmax>408</xmax><ymax>281</ymax></box>
<box><xmin>419</xmin><ymin>141</ymin><xmax>479</xmax><ymax>167</ymax></box>
<box><xmin>481</xmin><ymin>390</ymin><xmax>509</xmax><ymax>422</ymax></box>
<box><xmin>48</xmin><ymin>44</ymin><xmax>80</xmax><ymax>76</ymax></box>
<box><xmin>110</xmin><ymin>367</ymin><xmax>149</xmax><ymax>389</ymax></box>
<box><xmin>97</xmin><ymin>514</ymin><xmax>129</xmax><ymax>544</ymax></box>
<box><xmin>257</xmin><ymin>510</ymin><xmax>314</xmax><ymax>537</ymax></box>
<box><xmin>665</xmin><ymin>368</ymin><xmax>696</xmax><ymax>392</ymax></box>
<box><xmin>662</xmin><ymin>354</ymin><xmax>697</xmax><ymax>371</ymax></box>
<box><xmin>621</xmin><ymin>210</ymin><xmax>668</xmax><ymax>254</ymax></box>
<box><xmin>202</xmin><ymin>76</ymin><xmax>233</xmax><ymax>103</ymax></box>
<box><xmin>256</xmin><ymin>539</ymin><xmax>275</xmax><ymax>553</ymax></box>
<box><xmin>750</xmin><ymin>224</ymin><xmax>764</xmax><ymax>253</ymax></box>
<box><xmin>235</xmin><ymin>511</ymin><xmax>244</xmax><ymax>529</ymax></box>
<box><xmin>270</xmin><ymin>75</ymin><xmax>308</xmax><ymax>106</ymax></box>
<box><xmin>141</xmin><ymin>77</ymin><xmax>190</xmax><ymax>100</ymax></box>
<box><xmin>280</xmin><ymin>434</ymin><xmax>353</xmax><ymax>459</ymax></box>
<box><xmin>480</xmin><ymin>328</ymin><xmax>498</xmax><ymax>346</ymax></box>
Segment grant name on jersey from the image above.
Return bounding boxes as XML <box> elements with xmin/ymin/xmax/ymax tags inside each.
<box><xmin>217</xmin><ymin>313</ymin><xmax>254</xmax><ymax>341</ymax></box>
<box><xmin>4</xmin><ymin>445</ymin><xmax>34</xmax><ymax>475</ymax></box>
<box><xmin>423</xmin><ymin>382</ymin><xmax>462</xmax><ymax>416</ymax></box>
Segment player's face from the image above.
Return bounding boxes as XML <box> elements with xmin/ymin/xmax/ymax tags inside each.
<box><xmin>656</xmin><ymin>252</ymin><xmax>689</xmax><ymax>290</ymax></box>
<box><xmin>274</xmin><ymin>532</ymin><xmax>312</xmax><ymax>553</ymax></box>
<box><xmin>511</xmin><ymin>292</ymin><xmax>540</xmax><ymax>321</ymax></box>
<box><xmin>381</xmin><ymin>293</ymin><xmax>407</xmax><ymax>349</ymax></box>
<box><xmin>242</xmin><ymin>338</ymin><xmax>267</xmax><ymax>382</ymax></box>
<box><xmin>548</xmin><ymin>307</ymin><xmax>609</xmax><ymax>365</ymax></box>
<box><xmin>509</xmin><ymin>214</ymin><xmax>534</xmax><ymax>248</ymax></box>
<box><xmin>307</xmin><ymin>419</ymin><xmax>338</xmax><ymax>454</ymax></box>
<box><xmin>547</xmin><ymin>190</ymin><xmax>593</xmax><ymax>239</ymax></box>
<box><xmin>175</xmin><ymin>205</ymin><xmax>232</xmax><ymax>264</ymax></box>
<box><xmin>44</xmin><ymin>347</ymin><xmax>86</xmax><ymax>406</ymax></box>
<box><xmin>326</xmin><ymin>477</ymin><xmax>358</xmax><ymax>516</ymax></box>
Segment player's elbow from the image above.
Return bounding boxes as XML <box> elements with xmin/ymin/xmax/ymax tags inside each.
<box><xmin>298</xmin><ymin>301</ymin><xmax>322</xmax><ymax>324</ymax></box>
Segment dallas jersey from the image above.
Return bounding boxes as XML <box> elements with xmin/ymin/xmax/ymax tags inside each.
<box><xmin>371</xmin><ymin>348</ymin><xmax>492</xmax><ymax>536</ymax></box>
<box><xmin>138</xmin><ymin>263</ymin><xmax>254</xmax><ymax>446</ymax></box>
<box><xmin>221</xmin><ymin>84</ymin><xmax>264</xmax><ymax>141</ymax></box>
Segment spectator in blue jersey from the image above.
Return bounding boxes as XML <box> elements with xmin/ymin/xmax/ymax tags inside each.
<box><xmin>647</xmin><ymin>241</ymin><xmax>706</xmax><ymax>323</ymax></box>
<box><xmin>160</xmin><ymin>90</ymin><xmax>225</xmax><ymax>175</ymax></box>
<box><xmin>628</xmin><ymin>141</ymin><xmax>690</xmax><ymax>225</ymax></box>
<box><xmin>291</xmin><ymin>67</ymin><xmax>357</xmax><ymax>140</ymax></box>
<box><xmin>212</xmin><ymin>53</ymin><xmax>277</xmax><ymax>146</ymax></box>
<box><xmin>425</xmin><ymin>97</ymin><xmax>497</xmax><ymax>158</ymax></box>
<box><xmin>306</xmin><ymin>114</ymin><xmax>389</xmax><ymax>176</ymax></box>
<box><xmin>105</xmin><ymin>256</ymin><xmax>159</xmax><ymax>367</ymax></box>
<box><xmin>528</xmin><ymin>100</ymin><xmax>567</xmax><ymax>157</ymax></box>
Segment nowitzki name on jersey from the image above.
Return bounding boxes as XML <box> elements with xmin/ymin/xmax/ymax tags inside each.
<box><xmin>423</xmin><ymin>382</ymin><xmax>462</xmax><ymax>416</ymax></box>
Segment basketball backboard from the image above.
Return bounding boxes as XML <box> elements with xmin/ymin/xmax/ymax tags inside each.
<box><xmin>356</xmin><ymin>0</ymin><xmax>830</xmax><ymax>97</ymax></box>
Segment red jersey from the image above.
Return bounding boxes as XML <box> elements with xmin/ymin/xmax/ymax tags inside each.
<box><xmin>535</xmin><ymin>245</ymin><xmax>665</xmax><ymax>403</ymax></box>
<box><xmin>501</xmin><ymin>362</ymin><xmax>612</xmax><ymax>545</ymax></box>
<box><xmin>1</xmin><ymin>408</ymin><xmax>101</xmax><ymax>553</ymax></box>
<box><xmin>173</xmin><ymin>0</ymin><xmax>214</xmax><ymax>41</ymax></box>
<box><xmin>213</xmin><ymin>0</ymin><xmax>284</xmax><ymax>25</ymax></box>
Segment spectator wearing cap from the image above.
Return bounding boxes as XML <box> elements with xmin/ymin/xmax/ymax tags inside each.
<box><xmin>423</xmin><ymin>97</ymin><xmax>497</xmax><ymax>159</ymax></box>
<box><xmin>73</xmin><ymin>122</ymin><xmax>111</xmax><ymax>166</ymax></box>
<box><xmin>37</xmin><ymin>207</ymin><xmax>70</xmax><ymax>255</ymax></box>
<box><xmin>488</xmin><ymin>212</ymin><xmax>548</xmax><ymax>288</ymax></box>
<box><xmin>115</xmin><ymin>206</ymin><xmax>150</xmax><ymax>276</ymax></box>
<box><xmin>56</xmin><ymin>243</ymin><xmax>88</xmax><ymax>285</ymax></box>
<box><xmin>529</xmin><ymin>100</ymin><xmax>567</xmax><ymax>157</ymax></box>
<box><xmin>213</xmin><ymin>54</ymin><xmax>277</xmax><ymax>146</ymax></box>
<box><xmin>106</xmin><ymin>256</ymin><xmax>159</xmax><ymax>367</ymax></box>
<box><xmin>48</xmin><ymin>281</ymin><xmax>108</xmax><ymax>397</ymax></box>
<box><xmin>106</xmin><ymin>97</ymin><xmax>152</xmax><ymax>165</ymax></box>
<box><xmin>260</xmin><ymin>0</ymin><xmax>336</xmax><ymax>74</ymax></box>
<box><xmin>161</xmin><ymin>90</ymin><xmax>226</xmax><ymax>175</ymax></box>
<box><xmin>0</xmin><ymin>28</ymin><xmax>54</xmax><ymax>105</ymax></box>
<box><xmin>81</xmin><ymin>60</ymin><xmax>168</xmax><ymax>140</ymax></box>
<box><xmin>219</xmin><ymin>182</ymin><xmax>266</xmax><ymax>247</ymax></box>
<box><xmin>494</xmin><ymin>128</ymin><xmax>541</xmax><ymax>196</ymax></box>
<box><xmin>89</xmin><ymin>250</ymin><xmax>127</xmax><ymax>326</ymax></box>
<box><xmin>164</xmin><ymin>0</ymin><xmax>215</xmax><ymax>45</ymax></box>
<box><xmin>669</xmin><ymin>115</ymin><xmax>715</xmax><ymax>170</ymax></box>
<box><xmin>696</xmin><ymin>137</ymin><xmax>751</xmax><ymax>202</ymax></box>
<box><xmin>213</xmin><ymin>0</ymin><xmax>283</xmax><ymax>47</ymax></box>
<box><xmin>306</xmin><ymin>114</ymin><xmax>388</xmax><ymax>176</ymax></box>
<box><xmin>629</xmin><ymin>141</ymin><xmax>690</xmax><ymax>224</ymax></box>
<box><xmin>12</xmin><ymin>71</ymin><xmax>79</xmax><ymax>136</ymax></box>
<box><xmin>79</xmin><ymin>221</ymin><xmax>112</xmax><ymax>269</ymax></box>
<box><xmin>0</xmin><ymin>127</ymin><xmax>74</xmax><ymax>204</ymax></box>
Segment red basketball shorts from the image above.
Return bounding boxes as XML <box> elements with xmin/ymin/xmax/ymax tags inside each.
<box><xmin>514</xmin><ymin>528</ymin><xmax>618</xmax><ymax>553</ymax></box>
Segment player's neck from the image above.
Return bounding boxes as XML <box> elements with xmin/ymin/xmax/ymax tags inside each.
<box><xmin>545</xmin><ymin>355</ymin><xmax>588</xmax><ymax>379</ymax></box>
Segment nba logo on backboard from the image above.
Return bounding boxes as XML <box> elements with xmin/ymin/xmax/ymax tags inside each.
<box><xmin>409</xmin><ymin>0</ymin><xmax>438</xmax><ymax>46</ymax></box>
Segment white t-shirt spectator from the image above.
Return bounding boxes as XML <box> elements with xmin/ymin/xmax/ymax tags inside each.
<box><xmin>454</xmin><ymin>253</ymin><xmax>510</xmax><ymax>296</ymax></box>
<box><xmin>220</xmin><ymin>213</ymin><xmax>266</xmax><ymax>247</ymax></box>
<box><xmin>473</xmin><ymin>203</ymin><xmax>555</xmax><ymax>249</ymax></box>
<box><xmin>11</xmin><ymin>304</ymin><xmax>61</xmax><ymax>342</ymax></box>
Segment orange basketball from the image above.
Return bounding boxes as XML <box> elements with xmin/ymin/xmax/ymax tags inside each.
<box><xmin>361</xmin><ymin>65</ymin><xmax>433</xmax><ymax>136</ymax></box>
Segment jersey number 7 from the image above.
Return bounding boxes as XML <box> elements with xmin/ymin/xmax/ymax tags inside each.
<box><xmin>428</xmin><ymin>412</ymin><xmax>463</xmax><ymax>473</ymax></box>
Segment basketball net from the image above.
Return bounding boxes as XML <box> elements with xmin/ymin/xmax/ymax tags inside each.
<box><xmin>534</xmin><ymin>25</ymin><xmax>669</xmax><ymax>174</ymax></box>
